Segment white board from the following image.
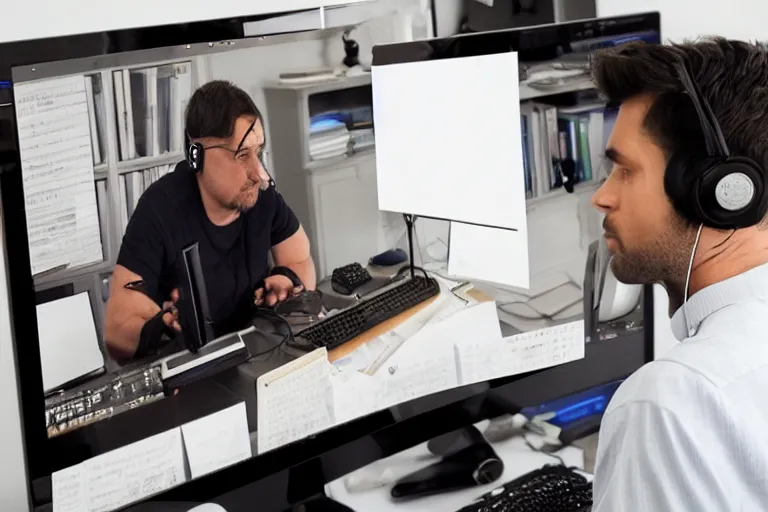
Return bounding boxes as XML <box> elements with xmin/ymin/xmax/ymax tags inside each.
<box><xmin>372</xmin><ymin>51</ymin><xmax>527</xmax><ymax>231</ymax></box>
<box><xmin>36</xmin><ymin>292</ymin><xmax>104</xmax><ymax>392</ymax></box>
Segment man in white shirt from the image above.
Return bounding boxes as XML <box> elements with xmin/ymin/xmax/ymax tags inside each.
<box><xmin>590</xmin><ymin>38</ymin><xmax>768</xmax><ymax>510</ymax></box>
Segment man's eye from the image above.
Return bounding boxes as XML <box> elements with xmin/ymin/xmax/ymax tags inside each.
<box><xmin>236</xmin><ymin>152</ymin><xmax>250</xmax><ymax>161</ymax></box>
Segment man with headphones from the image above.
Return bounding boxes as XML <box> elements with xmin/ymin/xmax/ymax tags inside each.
<box><xmin>104</xmin><ymin>80</ymin><xmax>316</xmax><ymax>362</ymax></box>
<box><xmin>589</xmin><ymin>38</ymin><xmax>768</xmax><ymax>510</ymax></box>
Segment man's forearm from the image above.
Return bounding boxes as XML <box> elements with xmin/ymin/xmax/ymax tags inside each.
<box><xmin>283</xmin><ymin>256</ymin><xmax>317</xmax><ymax>290</ymax></box>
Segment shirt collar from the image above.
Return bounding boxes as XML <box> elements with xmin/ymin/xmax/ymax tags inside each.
<box><xmin>671</xmin><ymin>262</ymin><xmax>768</xmax><ymax>341</ymax></box>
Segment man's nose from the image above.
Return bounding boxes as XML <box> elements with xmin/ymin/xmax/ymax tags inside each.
<box><xmin>591</xmin><ymin>179</ymin><xmax>615</xmax><ymax>214</ymax></box>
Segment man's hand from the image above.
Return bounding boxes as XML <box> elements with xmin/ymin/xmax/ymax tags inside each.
<box><xmin>162</xmin><ymin>288</ymin><xmax>181</xmax><ymax>331</ymax></box>
<box><xmin>254</xmin><ymin>275</ymin><xmax>304</xmax><ymax>307</ymax></box>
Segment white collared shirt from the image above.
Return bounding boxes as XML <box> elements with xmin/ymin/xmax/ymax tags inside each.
<box><xmin>593</xmin><ymin>263</ymin><xmax>768</xmax><ymax>512</ymax></box>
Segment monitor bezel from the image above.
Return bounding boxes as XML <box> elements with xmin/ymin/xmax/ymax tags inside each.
<box><xmin>0</xmin><ymin>8</ymin><xmax>659</xmax><ymax>501</ymax></box>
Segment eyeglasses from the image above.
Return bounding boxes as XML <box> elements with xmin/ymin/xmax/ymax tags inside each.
<box><xmin>204</xmin><ymin>144</ymin><xmax>275</xmax><ymax>188</ymax></box>
<box><xmin>204</xmin><ymin>144</ymin><xmax>266</xmax><ymax>167</ymax></box>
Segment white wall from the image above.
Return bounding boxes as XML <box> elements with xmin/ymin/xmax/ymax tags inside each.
<box><xmin>0</xmin><ymin>185</ymin><xmax>30</xmax><ymax>511</ymax></box>
<box><xmin>597</xmin><ymin>0</ymin><xmax>768</xmax><ymax>43</ymax></box>
<box><xmin>0</xmin><ymin>0</ymin><xmax>372</xmax><ymax>44</ymax></box>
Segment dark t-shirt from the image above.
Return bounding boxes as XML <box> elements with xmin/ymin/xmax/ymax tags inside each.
<box><xmin>117</xmin><ymin>161</ymin><xmax>300</xmax><ymax>337</ymax></box>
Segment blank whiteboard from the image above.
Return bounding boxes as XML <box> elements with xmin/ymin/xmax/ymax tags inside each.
<box><xmin>372</xmin><ymin>51</ymin><xmax>526</xmax><ymax>231</ymax></box>
<box><xmin>37</xmin><ymin>292</ymin><xmax>104</xmax><ymax>392</ymax></box>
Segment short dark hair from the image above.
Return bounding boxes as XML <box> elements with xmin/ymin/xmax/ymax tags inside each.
<box><xmin>590</xmin><ymin>38</ymin><xmax>768</xmax><ymax>170</ymax></box>
<box><xmin>185</xmin><ymin>80</ymin><xmax>262</xmax><ymax>140</ymax></box>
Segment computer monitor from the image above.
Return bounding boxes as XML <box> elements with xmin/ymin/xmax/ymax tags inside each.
<box><xmin>0</xmin><ymin>10</ymin><xmax>659</xmax><ymax>511</ymax></box>
<box><xmin>176</xmin><ymin>242</ymin><xmax>215</xmax><ymax>352</ymax></box>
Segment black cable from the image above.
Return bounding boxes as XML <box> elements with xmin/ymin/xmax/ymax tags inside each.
<box><xmin>249</xmin><ymin>307</ymin><xmax>295</xmax><ymax>358</ymax></box>
<box><xmin>497</xmin><ymin>301</ymin><xmax>555</xmax><ymax>321</ymax></box>
<box><xmin>394</xmin><ymin>264</ymin><xmax>430</xmax><ymax>281</ymax></box>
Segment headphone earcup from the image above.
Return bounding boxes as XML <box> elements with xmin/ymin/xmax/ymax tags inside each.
<box><xmin>187</xmin><ymin>142</ymin><xmax>205</xmax><ymax>174</ymax></box>
<box><xmin>664</xmin><ymin>153</ymin><xmax>701</xmax><ymax>224</ymax></box>
<box><xmin>696</xmin><ymin>156</ymin><xmax>767</xmax><ymax>229</ymax></box>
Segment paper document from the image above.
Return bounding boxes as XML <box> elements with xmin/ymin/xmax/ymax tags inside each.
<box><xmin>455</xmin><ymin>320</ymin><xmax>585</xmax><ymax>385</ymax></box>
<box><xmin>372</xmin><ymin>52</ymin><xmax>526</xmax><ymax>230</ymax></box>
<box><xmin>257</xmin><ymin>348</ymin><xmax>335</xmax><ymax>453</ymax></box>
<box><xmin>14</xmin><ymin>75</ymin><xmax>104</xmax><ymax>275</ymax></box>
<box><xmin>52</xmin><ymin>428</ymin><xmax>186</xmax><ymax>512</ymax></box>
<box><xmin>333</xmin><ymin>291</ymin><xmax>467</xmax><ymax>375</ymax></box>
<box><xmin>375</xmin><ymin>301</ymin><xmax>501</xmax><ymax>410</ymax></box>
<box><xmin>37</xmin><ymin>292</ymin><xmax>104</xmax><ymax>392</ymax></box>
<box><xmin>448</xmin><ymin>222</ymin><xmax>531</xmax><ymax>289</ymax></box>
<box><xmin>181</xmin><ymin>402</ymin><xmax>252</xmax><ymax>479</ymax></box>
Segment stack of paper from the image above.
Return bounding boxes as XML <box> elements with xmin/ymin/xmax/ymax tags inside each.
<box><xmin>309</xmin><ymin>123</ymin><xmax>350</xmax><ymax>160</ymax></box>
<box><xmin>14</xmin><ymin>75</ymin><xmax>104</xmax><ymax>276</ymax></box>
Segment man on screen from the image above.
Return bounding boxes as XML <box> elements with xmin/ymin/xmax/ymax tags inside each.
<box><xmin>589</xmin><ymin>39</ymin><xmax>768</xmax><ymax>510</ymax></box>
<box><xmin>104</xmin><ymin>80</ymin><xmax>315</xmax><ymax>361</ymax></box>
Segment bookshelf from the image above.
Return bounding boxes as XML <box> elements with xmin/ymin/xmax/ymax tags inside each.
<box><xmin>264</xmin><ymin>74</ymin><xmax>379</xmax><ymax>278</ymax></box>
<box><xmin>26</xmin><ymin>56</ymin><xmax>207</xmax><ymax>342</ymax></box>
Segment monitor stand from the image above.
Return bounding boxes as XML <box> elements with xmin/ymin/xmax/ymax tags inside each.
<box><xmin>159</xmin><ymin>328</ymin><xmax>250</xmax><ymax>394</ymax></box>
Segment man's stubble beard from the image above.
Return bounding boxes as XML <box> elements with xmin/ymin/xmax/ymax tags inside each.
<box><xmin>609</xmin><ymin>215</ymin><xmax>694</xmax><ymax>286</ymax></box>
<box><xmin>228</xmin><ymin>186</ymin><xmax>260</xmax><ymax>213</ymax></box>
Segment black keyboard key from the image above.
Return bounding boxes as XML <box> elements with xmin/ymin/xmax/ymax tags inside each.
<box><xmin>457</xmin><ymin>464</ymin><xmax>592</xmax><ymax>512</ymax></box>
<box><xmin>297</xmin><ymin>276</ymin><xmax>440</xmax><ymax>350</ymax></box>
<box><xmin>331</xmin><ymin>262</ymin><xmax>373</xmax><ymax>295</ymax></box>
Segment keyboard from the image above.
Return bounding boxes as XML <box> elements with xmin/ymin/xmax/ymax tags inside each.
<box><xmin>456</xmin><ymin>464</ymin><xmax>592</xmax><ymax>512</ymax></box>
<box><xmin>331</xmin><ymin>262</ymin><xmax>373</xmax><ymax>295</ymax></box>
<box><xmin>296</xmin><ymin>275</ymin><xmax>440</xmax><ymax>350</ymax></box>
<box><xmin>45</xmin><ymin>366</ymin><xmax>164</xmax><ymax>438</ymax></box>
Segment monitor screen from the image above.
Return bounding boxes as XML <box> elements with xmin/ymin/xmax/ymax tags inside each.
<box><xmin>1</xmin><ymin>11</ymin><xmax>659</xmax><ymax>511</ymax></box>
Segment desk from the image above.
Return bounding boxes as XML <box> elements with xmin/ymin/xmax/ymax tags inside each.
<box><xmin>325</xmin><ymin>422</ymin><xmax>589</xmax><ymax>512</ymax></box>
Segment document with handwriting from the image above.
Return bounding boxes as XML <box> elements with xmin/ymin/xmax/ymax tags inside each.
<box><xmin>455</xmin><ymin>320</ymin><xmax>585</xmax><ymax>385</ymax></box>
<box><xmin>52</xmin><ymin>428</ymin><xmax>186</xmax><ymax>512</ymax></box>
<box><xmin>257</xmin><ymin>348</ymin><xmax>335</xmax><ymax>453</ymax></box>
<box><xmin>14</xmin><ymin>75</ymin><xmax>103</xmax><ymax>275</ymax></box>
<box><xmin>181</xmin><ymin>402</ymin><xmax>252</xmax><ymax>479</ymax></box>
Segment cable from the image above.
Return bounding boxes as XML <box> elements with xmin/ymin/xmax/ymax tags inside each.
<box><xmin>394</xmin><ymin>264</ymin><xmax>430</xmax><ymax>281</ymax></box>
<box><xmin>522</xmin><ymin>433</ymin><xmax>567</xmax><ymax>467</ymax></box>
<box><xmin>249</xmin><ymin>307</ymin><xmax>295</xmax><ymax>358</ymax></box>
<box><xmin>497</xmin><ymin>301</ymin><xmax>555</xmax><ymax>321</ymax></box>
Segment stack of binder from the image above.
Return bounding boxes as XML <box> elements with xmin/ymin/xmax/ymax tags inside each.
<box><xmin>519</xmin><ymin>101</ymin><xmax>616</xmax><ymax>200</ymax></box>
<box><xmin>113</xmin><ymin>62</ymin><xmax>192</xmax><ymax>161</ymax></box>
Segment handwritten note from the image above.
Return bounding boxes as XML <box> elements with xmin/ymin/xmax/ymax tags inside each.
<box><xmin>257</xmin><ymin>348</ymin><xmax>335</xmax><ymax>453</ymax></box>
<box><xmin>52</xmin><ymin>428</ymin><xmax>186</xmax><ymax>512</ymax></box>
<box><xmin>14</xmin><ymin>75</ymin><xmax>103</xmax><ymax>275</ymax></box>
<box><xmin>51</xmin><ymin>465</ymin><xmax>85</xmax><ymax>512</ymax></box>
<box><xmin>181</xmin><ymin>402</ymin><xmax>252</xmax><ymax>479</ymax></box>
<box><xmin>455</xmin><ymin>320</ymin><xmax>585</xmax><ymax>385</ymax></box>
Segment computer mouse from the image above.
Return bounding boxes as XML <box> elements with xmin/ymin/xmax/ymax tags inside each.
<box><xmin>369</xmin><ymin>248</ymin><xmax>408</xmax><ymax>267</ymax></box>
<box><xmin>598</xmin><ymin>264</ymin><xmax>642</xmax><ymax>322</ymax></box>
